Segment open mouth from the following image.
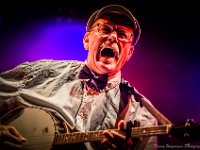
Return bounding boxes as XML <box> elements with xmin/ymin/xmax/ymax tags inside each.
<box><xmin>101</xmin><ymin>48</ymin><xmax>115</xmax><ymax>57</ymax></box>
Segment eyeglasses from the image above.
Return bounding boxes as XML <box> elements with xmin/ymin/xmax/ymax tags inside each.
<box><xmin>91</xmin><ymin>23</ymin><xmax>133</xmax><ymax>42</ymax></box>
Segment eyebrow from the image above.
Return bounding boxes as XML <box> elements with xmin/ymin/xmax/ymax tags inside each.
<box><xmin>101</xmin><ymin>23</ymin><xmax>134</xmax><ymax>33</ymax></box>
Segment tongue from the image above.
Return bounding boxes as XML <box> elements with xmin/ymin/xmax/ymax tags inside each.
<box><xmin>101</xmin><ymin>48</ymin><xmax>115</xmax><ymax>57</ymax></box>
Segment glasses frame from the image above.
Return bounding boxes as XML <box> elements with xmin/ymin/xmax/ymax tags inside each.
<box><xmin>91</xmin><ymin>22</ymin><xmax>134</xmax><ymax>42</ymax></box>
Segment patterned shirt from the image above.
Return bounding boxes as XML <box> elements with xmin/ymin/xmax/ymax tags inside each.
<box><xmin>0</xmin><ymin>59</ymin><xmax>159</xmax><ymax>149</ymax></box>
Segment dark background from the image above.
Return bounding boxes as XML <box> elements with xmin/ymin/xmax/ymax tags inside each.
<box><xmin>0</xmin><ymin>0</ymin><xmax>200</xmax><ymax>146</ymax></box>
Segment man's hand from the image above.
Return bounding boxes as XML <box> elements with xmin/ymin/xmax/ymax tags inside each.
<box><xmin>0</xmin><ymin>125</ymin><xmax>26</xmax><ymax>149</ymax></box>
<box><xmin>101</xmin><ymin>120</ymin><xmax>133</xmax><ymax>149</ymax></box>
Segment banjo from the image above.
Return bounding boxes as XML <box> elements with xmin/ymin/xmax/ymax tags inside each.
<box><xmin>1</xmin><ymin>106</ymin><xmax>200</xmax><ymax>150</ymax></box>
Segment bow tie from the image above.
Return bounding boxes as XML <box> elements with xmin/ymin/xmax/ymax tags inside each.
<box><xmin>79</xmin><ymin>65</ymin><xmax>108</xmax><ymax>92</ymax></box>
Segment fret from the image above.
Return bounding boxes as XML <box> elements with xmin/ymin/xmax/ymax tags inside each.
<box><xmin>54</xmin><ymin>124</ymin><xmax>172</xmax><ymax>145</ymax></box>
<box><xmin>85</xmin><ymin>130</ymin><xmax>104</xmax><ymax>142</ymax></box>
<box><xmin>131</xmin><ymin>125</ymin><xmax>171</xmax><ymax>137</ymax></box>
<box><xmin>76</xmin><ymin>132</ymin><xmax>84</xmax><ymax>142</ymax></box>
<box><xmin>54</xmin><ymin>134</ymin><xmax>62</xmax><ymax>145</ymax></box>
<box><xmin>61</xmin><ymin>133</ymin><xmax>66</xmax><ymax>144</ymax></box>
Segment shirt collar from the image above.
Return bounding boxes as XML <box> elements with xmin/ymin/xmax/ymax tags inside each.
<box><xmin>83</xmin><ymin>60</ymin><xmax>121</xmax><ymax>92</ymax></box>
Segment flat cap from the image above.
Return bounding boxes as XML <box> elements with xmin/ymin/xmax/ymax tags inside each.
<box><xmin>86</xmin><ymin>4</ymin><xmax>141</xmax><ymax>45</ymax></box>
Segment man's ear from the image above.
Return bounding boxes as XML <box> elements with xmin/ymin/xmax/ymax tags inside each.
<box><xmin>83</xmin><ymin>32</ymin><xmax>90</xmax><ymax>50</ymax></box>
<box><xmin>127</xmin><ymin>45</ymin><xmax>134</xmax><ymax>61</ymax></box>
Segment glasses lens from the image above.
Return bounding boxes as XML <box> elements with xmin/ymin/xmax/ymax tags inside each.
<box><xmin>117</xmin><ymin>29</ymin><xmax>132</xmax><ymax>42</ymax></box>
<box><xmin>98</xmin><ymin>24</ymin><xmax>112</xmax><ymax>35</ymax></box>
<box><xmin>95</xmin><ymin>23</ymin><xmax>133</xmax><ymax>42</ymax></box>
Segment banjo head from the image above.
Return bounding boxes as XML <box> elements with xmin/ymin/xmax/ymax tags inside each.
<box><xmin>8</xmin><ymin>107</ymin><xmax>56</xmax><ymax>150</ymax></box>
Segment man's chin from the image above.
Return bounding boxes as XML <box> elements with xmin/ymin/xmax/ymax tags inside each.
<box><xmin>97</xmin><ymin>62</ymin><xmax>117</xmax><ymax>74</ymax></box>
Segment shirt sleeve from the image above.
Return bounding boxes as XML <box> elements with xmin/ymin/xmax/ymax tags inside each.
<box><xmin>0</xmin><ymin>59</ymin><xmax>80</xmax><ymax>116</ymax></box>
<box><xmin>0</xmin><ymin>61</ymin><xmax>33</xmax><ymax>116</ymax></box>
<box><xmin>0</xmin><ymin>60</ymin><xmax>53</xmax><ymax>116</ymax></box>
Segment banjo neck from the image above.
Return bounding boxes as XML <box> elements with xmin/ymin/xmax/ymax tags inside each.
<box><xmin>1</xmin><ymin>106</ymin><xmax>200</xmax><ymax>149</ymax></box>
<box><xmin>53</xmin><ymin>124</ymin><xmax>171</xmax><ymax>145</ymax></box>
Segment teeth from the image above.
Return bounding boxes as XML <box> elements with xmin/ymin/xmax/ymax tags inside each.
<box><xmin>99</xmin><ymin>45</ymin><xmax>102</xmax><ymax>50</ymax></box>
<box><xmin>115</xmin><ymin>51</ymin><xmax>119</xmax><ymax>59</ymax></box>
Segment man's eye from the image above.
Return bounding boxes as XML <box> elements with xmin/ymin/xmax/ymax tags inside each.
<box><xmin>118</xmin><ymin>31</ymin><xmax>127</xmax><ymax>38</ymax></box>
<box><xmin>100</xmin><ymin>26</ymin><xmax>112</xmax><ymax>34</ymax></box>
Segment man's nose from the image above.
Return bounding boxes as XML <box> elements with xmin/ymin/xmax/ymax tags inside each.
<box><xmin>107</xmin><ymin>31</ymin><xmax>118</xmax><ymax>43</ymax></box>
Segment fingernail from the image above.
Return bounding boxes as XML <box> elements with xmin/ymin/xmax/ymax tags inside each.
<box><xmin>21</xmin><ymin>137</ymin><xmax>26</xmax><ymax>142</ymax></box>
